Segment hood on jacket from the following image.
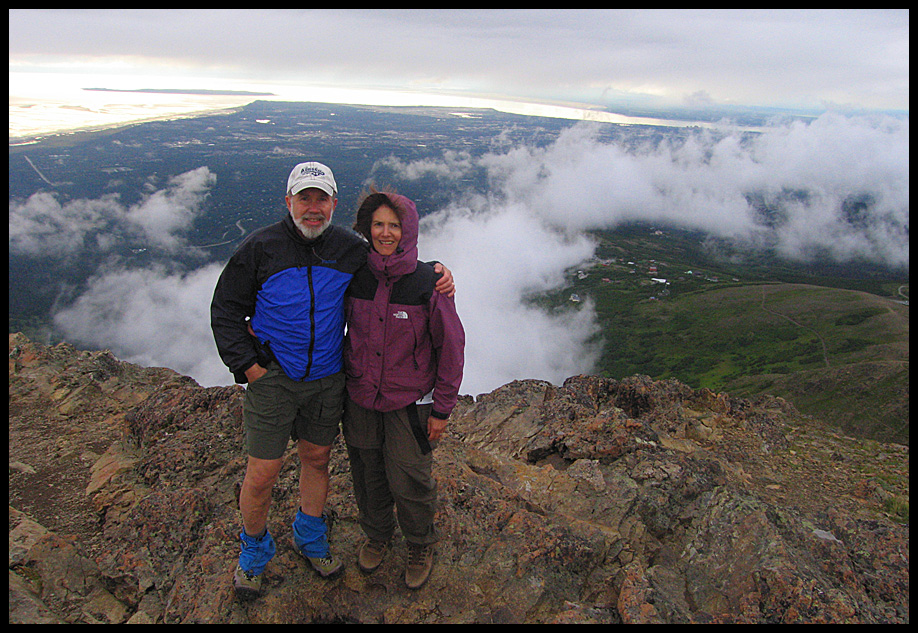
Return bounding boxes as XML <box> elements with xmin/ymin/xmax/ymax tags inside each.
<box><xmin>367</xmin><ymin>192</ymin><xmax>419</xmax><ymax>279</ymax></box>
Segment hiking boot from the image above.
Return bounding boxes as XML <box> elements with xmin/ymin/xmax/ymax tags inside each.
<box><xmin>292</xmin><ymin>510</ymin><xmax>343</xmax><ymax>578</ymax></box>
<box><xmin>234</xmin><ymin>529</ymin><xmax>276</xmax><ymax>599</ymax></box>
<box><xmin>299</xmin><ymin>550</ymin><xmax>345</xmax><ymax>578</ymax></box>
<box><xmin>405</xmin><ymin>543</ymin><xmax>434</xmax><ymax>590</ymax></box>
<box><xmin>357</xmin><ymin>539</ymin><xmax>389</xmax><ymax>573</ymax></box>
<box><xmin>233</xmin><ymin>564</ymin><xmax>263</xmax><ymax>599</ymax></box>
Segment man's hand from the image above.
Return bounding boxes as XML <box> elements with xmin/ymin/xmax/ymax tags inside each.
<box><xmin>427</xmin><ymin>416</ymin><xmax>448</xmax><ymax>443</ymax></box>
<box><xmin>433</xmin><ymin>263</ymin><xmax>455</xmax><ymax>297</ymax></box>
<box><xmin>245</xmin><ymin>362</ymin><xmax>267</xmax><ymax>383</ymax></box>
<box><xmin>243</xmin><ymin>324</ymin><xmax>267</xmax><ymax>383</ymax></box>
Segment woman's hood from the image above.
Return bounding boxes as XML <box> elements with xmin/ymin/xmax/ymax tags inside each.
<box><xmin>368</xmin><ymin>192</ymin><xmax>419</xmax><ymax>278</ymax></box>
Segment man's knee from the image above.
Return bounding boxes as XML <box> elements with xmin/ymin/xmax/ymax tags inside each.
<box><xmin>244</xmin><ymin>456</ymin><xmax>284</xmax><ymax>492</ymax></box>
<box><xmin>298</xmin><ymin>440</ymin><xmax>332</xmax><ymax>471</ymax></box>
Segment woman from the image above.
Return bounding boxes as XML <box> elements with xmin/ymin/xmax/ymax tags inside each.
<box><xmin>343</xmin><ymin>187</ymin><xmax>465</xmax><ymax>590</ymax></box>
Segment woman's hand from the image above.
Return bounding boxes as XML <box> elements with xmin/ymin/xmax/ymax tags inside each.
<box><xmin>427</xmin><ymin>416</ymin><xmax>448</xmax><ymax>443</ymax></box>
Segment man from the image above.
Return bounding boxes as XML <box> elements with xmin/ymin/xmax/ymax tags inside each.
<box><xmin>211</xmin><ymin>162</ymin><xmax>453</xmax><ymax>598</ymax></box>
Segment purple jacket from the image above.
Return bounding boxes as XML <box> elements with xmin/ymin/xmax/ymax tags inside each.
<box><xmin>343</xmin><ymin>194</ymin><xmax>465</xmax><ymax>419</ymax></box>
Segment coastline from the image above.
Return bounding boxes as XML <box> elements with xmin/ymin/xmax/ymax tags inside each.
<box><xmin>9</xmin><ymin>99</ymin><xmax>258</xmax><ymax>146</ymax></box>
<box><xmin>9</xmin><ymin>82</ymin><xmax>738</xmax><ymax>147</ymax></box>
<box><xmin>9</xmin><ymin>109</ymin><xmax>247</xmax><ymax>146</ymax></box>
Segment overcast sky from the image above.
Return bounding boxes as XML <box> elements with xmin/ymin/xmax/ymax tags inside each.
<box><xmin>8</xmin><ymin>9</ymin><xmax>910</xmax><ymax>115</ymax></box>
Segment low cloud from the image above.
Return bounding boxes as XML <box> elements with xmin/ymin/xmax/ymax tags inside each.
<box><xmin>389</xmin><ymin>111</ymin><xmax>910</xmax><ymax>393</ymax></box>
<box><xmin>52</xmin><ymin>263</ymin><xmax>229</xmax><ymax>388</ymax></box>
<box><xmin>9</xmin><ymin>191</ymin><xmax>124</xmax><ymax>258</ymax></box>
<box><xmin>460</xmin><ymin>112</ymin><xmax>909</xmax><ymax>268</ymax></box>
<box><xmin>9</xmin><ymin>166</ymin><xmax>216</xmax><ymax>258</ymax></box>
<box><xmin>15</xmin><ymin>111</ymin><xmax>910</xmax><ymax>397</ymax></box>
<box><xmin>418</xmin><ymin>199</ymin><xmax>600</xmax><ymax>396</ymax></box>
<box><xmin>125</xmin><ymin>167</ymin><xmax>217</xmax><ymax>251</ymax></box>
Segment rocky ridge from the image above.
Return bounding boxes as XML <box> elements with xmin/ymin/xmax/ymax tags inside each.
<box><xmin>8</xmin><ymin>333</ymin><xmax>909</xmax><ymax>623</ymax></box>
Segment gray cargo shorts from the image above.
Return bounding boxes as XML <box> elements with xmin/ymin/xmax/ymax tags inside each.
<box><xmin>242</xmin><ymin>365</ymin><xmax>344</xmax><ymax>460</ymax></box>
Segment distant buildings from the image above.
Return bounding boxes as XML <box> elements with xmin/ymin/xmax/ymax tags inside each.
<box><xmin>563</xmin><ymin>241</ymin><xmax>740</xmax><ymax>309</ymax></box>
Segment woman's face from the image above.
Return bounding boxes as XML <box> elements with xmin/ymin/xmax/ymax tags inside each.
<box><xmin>370</xmin><ymin>205</ymin><xmax>402</xmax><ymax>256</ymax></box>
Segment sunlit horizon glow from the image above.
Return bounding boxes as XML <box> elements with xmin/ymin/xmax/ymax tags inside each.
<box><xmin>9</xmin><ymin>69</ymin><xmax>734</xmax><ymax>141</ymax></box>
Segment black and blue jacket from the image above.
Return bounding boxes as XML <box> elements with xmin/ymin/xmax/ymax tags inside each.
<box><xmin>211</xmin><ymin>214</ymin><xmax>369</xmax><ymax>383</ymax></box>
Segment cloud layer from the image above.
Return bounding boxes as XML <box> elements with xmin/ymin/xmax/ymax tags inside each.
<box><xmin>402</xmin><ymin>112</ymin><xmax>909</xmax><ymax>268</ymax></box>
<box><xmin>398</xmin><ymin>112</ymin><xmax>909</xmax><ymax>393</ymax></box>
<box><xmin>53</xmin><ymin>264</ymin><xmax>229</xmax><ymax>387</ymax></box>
<box><xmin>9</xmin><ymin>166</ymin><xmax>216</xmax><ymax>258</ymax></box>
<box><xmin>11</xmin><ymin>111</ymin><xmax>909</xmax><ymax>397</ymax></box>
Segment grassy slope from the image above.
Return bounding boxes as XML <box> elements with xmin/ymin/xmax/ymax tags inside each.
<box><xmin>545</xmin><ymin>226</ymin><xmax>909</xmax><ymax>445</ymax></box>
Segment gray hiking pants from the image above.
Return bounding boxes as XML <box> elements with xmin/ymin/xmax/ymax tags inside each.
<box><xmin>342</xmin><ymin>398</ymin><xmax>439</xmax><ymax>546</ymax></box>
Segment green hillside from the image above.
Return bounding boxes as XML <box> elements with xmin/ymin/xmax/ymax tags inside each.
<box><xmin>544</xmin><ymin>226</ymin><xmax>909</xmax><ymax>445</ymax></box>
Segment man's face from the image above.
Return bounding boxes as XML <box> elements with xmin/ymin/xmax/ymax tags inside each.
<box><xmin>286</xmin><ymin>187</ymin><xmax>337</xmax><ymax>239</ymax></box>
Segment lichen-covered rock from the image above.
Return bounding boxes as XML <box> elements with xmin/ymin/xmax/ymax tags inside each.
<box><xmin>8</xmin><ymin>335</ymin><xmax>909</xmax><ymax>623</ymax></box>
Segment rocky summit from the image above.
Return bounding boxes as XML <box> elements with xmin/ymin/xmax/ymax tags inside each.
<box><xmin>8</xmin><ymin>332</ymin><xmax>909</xmax><ymax>624</ymax></box>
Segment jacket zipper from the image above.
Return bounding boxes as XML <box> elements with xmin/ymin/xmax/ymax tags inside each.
<box><xmin>304</xmin><ymin>265</ymin><xmax>316</xmax><ymax>378</ymax></box>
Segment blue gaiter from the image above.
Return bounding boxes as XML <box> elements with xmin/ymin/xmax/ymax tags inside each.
<box><xmin>292</xmin><ymin>509</ymin><xmax>329</xmax><ymax>558</ymax></box>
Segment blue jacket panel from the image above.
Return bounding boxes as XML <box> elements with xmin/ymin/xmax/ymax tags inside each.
<box><xmin>251</xmin><ymin>265</ymin><xmax>352</xmax><ymax>381</ymax></box>
<box><xmin>211</xmin><ymin>215</ymin><xmax>368</xmax><ymax>383</ymax></box>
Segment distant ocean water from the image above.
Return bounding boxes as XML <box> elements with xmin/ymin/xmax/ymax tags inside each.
<box><xmin>9</xmin><ymin>90</ymin><xmax>258</xmax><ymax>142</ymax></box>
<box><xmin>9</xmin><ymin>73</ymin><xmax>711</xmax><ymax>142</ymax></box>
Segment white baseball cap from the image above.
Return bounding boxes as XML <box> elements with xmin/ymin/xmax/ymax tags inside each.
<box><xmin>287</xmin><ymin>161</ymin><xmax>337</xmax><ymax>197</ymax></box>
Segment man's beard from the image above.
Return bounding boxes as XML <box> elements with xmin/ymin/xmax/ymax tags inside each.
<box><xmin>291</xmin><ymin>211</ymin><xmax>331</xmax><ymax>240</ymax></box>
